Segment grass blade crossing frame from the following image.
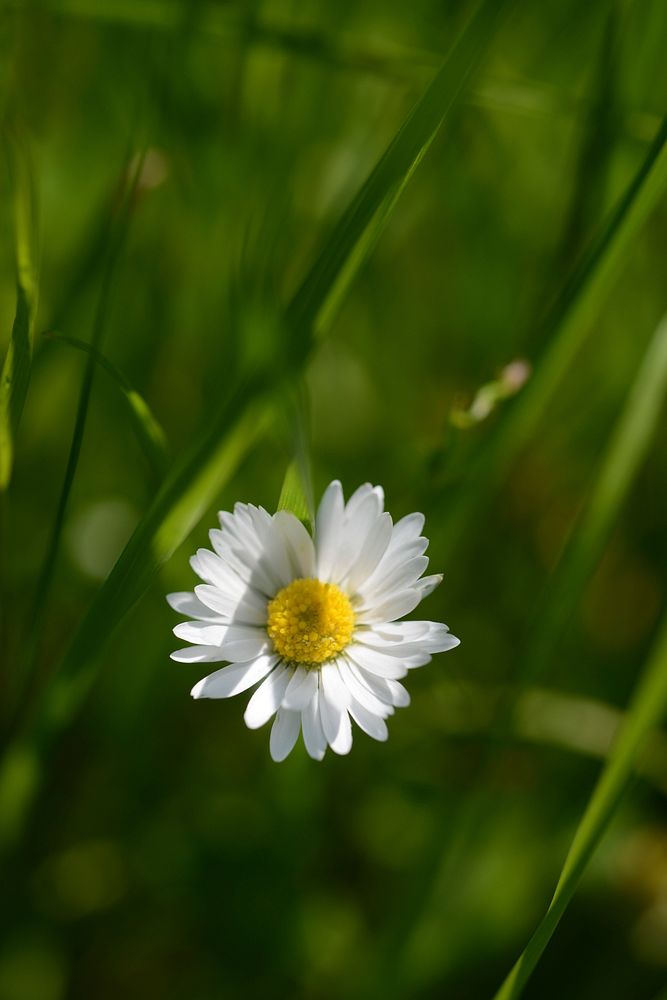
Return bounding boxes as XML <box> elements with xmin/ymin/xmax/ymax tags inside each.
<box><xmin>47</xmin><ymin>334</ymin><xmax>169</xmax><ymax>484</ymax></box>
<box><xmin>493</xmin><ymin>611</ymin><xmax>667</xmax><ymax>1000</ymax></box>
<box><xmin>438</xmin><ymin>112</ymin><xmax>667</xmax><ymax>557</ymax></box>
<box><xmin>0</xmin><ymin>127</ymin><xmax>39</xmax><ymax>490</ymax></box>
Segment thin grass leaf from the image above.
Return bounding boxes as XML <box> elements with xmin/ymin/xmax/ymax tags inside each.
<box><xmin>277</xmin><ymin>461</ymin><xmax>312</xmax><ymax>528</ymax></box>
<box><xmin>277</xmin><ymin>382</ymin><xmax>314</xmax><ymax>529</ymax></box>
<box><xmin>0</xmin><ymin>0</ymin><xmax>512</xmax><ymax>848</ymax></box>
<box><xmin>438</xmin><ymin>112</ymin><xmax>667</xmax><ymax>557</ymax></box>
<box><xmin>539</xmin><ymin>8</ymin><xmax>618</xmax><ymax>336</ymax></box>
<box><xmin>493</xmin><ymin>612</ymin><xmax>667</xmax><ymax>1000</ymax></box>
<box><xmin>286</xmin><ymin>0</ymin><xmax>512</xmax><ymax>349</ymax></box>
<box><xmin>390</xmin><ymin>309</ymin><xmax>667</xmax><ymax>994</ymax></box>
<box><xmin>518</xmin><ymin>309</ymin><xmax>667</xmax><ymax>686</ymax></box>
<box><xmin>0</xmin><ymin>127</ymin><xmax>39</xmax><ymax>490</ymax></box>
<box><xmin>47</xmin><ymin>333</ymin><xmax>168</xmax><ymax>483</ymax></box>
<box><xmin>7</xmin><ymin>151</ymin><xmax>147</xmax><ymax>721</ymax></box>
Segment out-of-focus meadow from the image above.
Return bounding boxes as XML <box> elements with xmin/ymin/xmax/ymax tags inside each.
<box><xmin>1</xmin><ymin>0</ymin><xmax>667</xmax><ymax>998</ymax></box>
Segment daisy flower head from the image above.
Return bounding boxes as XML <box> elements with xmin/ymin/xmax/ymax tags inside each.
<box><xmin>168</xmin><ymin>481</ymin><xmax>459</xmax><ymax>762</ymax></box>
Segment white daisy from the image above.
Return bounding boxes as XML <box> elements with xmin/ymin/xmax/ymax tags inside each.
<box><xmin>168</xmin><ymin>481</ymin><xmax>459</xmax><ymax>761</ymax></box>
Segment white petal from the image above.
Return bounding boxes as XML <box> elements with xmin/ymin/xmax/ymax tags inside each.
<box><xmin>388</xmin><ymin>512</ymin><xmax>425</xmax><ymax>546</ymax></box>
<box><xmin>348</xmin><ymin>661</ymin><xmax>398</xmax><ymax>705</ymax></box>
<box><xmin>386</xmin><ymin>679</ymin><xmax>411</xmax><ymax>707</ymax></box>
<box><xmin>366</xmin><ymin>621</ymin><xmax>432</xmax><ymax>642</ymax></box>
<box><xmin>353</xmin><ymin>622</ymin><xmax>457</xmax><ymax>657</ymax></box>
<box><xmin>247</xmin><ymin>505</ymin><xmax>294</xmax><ymax>588</ymax></box>
<box><xmin>166</xmin><ymin>591</ymin><xmax>222</xmax><ymax>622</ymax></box>
<box><xmin>315</xmin><ymin>480</ymin><xmax>345</xmax><ymax>582</ymax></box>
<box><xmin>170</xmin><ymin>645</ymin><xmax>229</xmax><ymax>663</ymax></box>
<box><xmin>190</xmin><ymin>548</ymin><xmax>247</xmax><ymax>595</ymax></box>
<box><xmin>173</xmin><ymin>621</ymin><xmax>227</xmax><ymax>645</ymax></box>
<box><xmin>361</xmin><ymin>512</ymin><xmax>427</xmax><ymax>588</ymax></box>
<box><xmin>338</xmin><ymin>657</ymin><xmax>394</xmax><ymax>716</ymax></box>
<box><xmin>282</xmin><ymin>667</ymin><xmax>319</xmax><ymax>710</ymax></box>
<box><xmin>272</xmin><ymin>510</ymin><xmax>316</xmax><ymax>578</ymax></box>
<box><xmin>349</xmin><ymin>699</ymin><xmax>389</xmax><ymax>742</ymax></box>
<box><xmin>357</xmin><ymin>555</ymin><xmax>430</xmax><ymax>606</ymax></box>
<box><xmin>191</xmin><ymin>654</ymin><xmax>279</xmax><ymax>698</ymax></box>
<box><xmin>208</xmin><ymin>528</ymin><xmax>277</xmax><ymax>598</ymax></box>
<box><xmin>344</xmin><ymin>483</ymin><xmax>375</xmax><ymax>517</ymax></box>
<box><xmin>344</xmin><ymin>512</ymin><xmax>393</xmax><ymax>593</ymax></box>
<box><xmin>417</xmin><ymin>574</ymin><xmax>443</xmax><ymax>598</ymax></box>
<box><xmin>302</xmin><ymin>689</ymin><xmax>327</xmax><ymax>761</ymax></box>
<box><xmin>356</xmin><ymin>589</ymin><xmax>422</xmax><ymax>625</ymax></box>
<box><xmin>331</xmin><ymin>492</ymin><xmax>382</xmax><ymax>583</ymax></box>
<box><xmin>347</xmin><ymin>644</ymin><xmax>409</xmax><ymax>679</ymax></box>
<box><xmin>217</xmin><ymin>625</ymin><xmax>271</xmax><ymax>661</ymax></box>
<box><xmin>219</xmin><ymin>507</ymin><xmax>262</xmax><ymax>553</ymax></box>
<box><xmin>194</xmin><ymin>583</ymin><xmax>267</xmax><ymax>625</ymax></box>
<box><xmin>320</xmin><ymin>661</ymin><xmax>352</xmax><ymax>709</ymax></box>
<box><xmin>270</xmin><ymin>708</ymin><xmax>301</xmax><ymax>762</ymax></box>
<box><xmin>319</xmin><ymin>692</ymin><xmax>353</xmax><ymax>755</ymax></box>
<box><xmin>243</xmin><ymin>664</ymin><xmax>292</xmax><ymax>729</ymax></box>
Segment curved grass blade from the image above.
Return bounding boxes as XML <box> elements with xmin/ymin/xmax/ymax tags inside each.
<box><xmin>0</xmin><ymin>127</ymin><xmax>39</xmax><ymax>490</ymax></box>
<box><xmin>278</xmin><ymin>461</ymin><xmax>312</xmax><ymax>528</ymax></box>
<box><xmin>493</xmin><ymin>612</ymin><xmax>667</xmax><ymax>1000</ymax></box>
<box><xmin>286</xmin><ymin>0</ymin><xmax>512</xmax><ymax>349</ymax></box>
<box><xmin>0</xmin><ymin>0</ymin><xmax>513</xmax><ymax>848</ymax></box>
<box><xmin>47</xmin><ymin>333</ymin><xmax>168</xmax><ymax>483</ymax></box>
<box><xmin>438</xmin><ymin>112</ymin><xmax>667</xmax><ymax>557</ymax></box>
<box><xmin>277</xmin><ymin>382</ymin><xmax>314</xmax><ymax>529</ymax></box>
<box><xmin>6</xmin><ymin>152</ymin><xmax>147</xmax><ymax>722</ymax></box>
<box><xmin>390</xmin><ymin>310</ymin><xmax>667</xmax><ymax>994</ymax></box>
<box><xmin>518</xmin><ymin>308</ymin><xmax>667</xmax><ymax>687</ymax></box>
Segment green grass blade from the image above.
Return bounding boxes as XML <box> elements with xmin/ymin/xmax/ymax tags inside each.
<box><xmin>503</xmin><ymin>114</ymin><xmax>667</xmax><ymax>462</ymax></box>
<box><xmin>394</xmin><ymin>309</ymin><xmax>667</xmax><ymax>990</ymax></box>
<box><xmin>0</xmin><ymin>127</ymin><xmax>39</xmax><ymax>490</ymax></box>
<box><xmin>277</xmin><ymin>460</ymin><xmax>312</xmax><ymax>528</ymax></box>
<box><xmin>493</xmin><ymin>612</ymin><xmax>667</xmax><ymax>1000</ymax></box>
<box><xmin>277</xmin><ymin>382</ymin><xmax>314</xmax><ymax>529</ymax></box>
<box><xmin>286</xmin><ymin>0</ymin><xmax>512</xmax><ymax>348</ymax></box>
<box><xmin>7</xmin><ymin>153</ymin><xmax>146</xmax><ymax>720</ymax></box>
<box><xmin>47</xmin><ymin>334</ymin><xmax>169</xmax><ymax>483</ymax></box>
<box><xmin>439</xmin><ymin>112</ymin><xmax>667</xmax><ymax>556</ymax></box>
<box><xmin>519</xmin><ymin>309</ymin><xmax>667</xmax><ymax>684</ymax></box>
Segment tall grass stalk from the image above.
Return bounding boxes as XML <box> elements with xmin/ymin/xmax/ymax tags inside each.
<box><xmin>8</xmin><ymin>151</ymin><xmax>146</xmax><ymax>720</ymax></box>
<box><xmin>493</xmin><ymin>611</ymin><xmax>667</xmax><ymax>1000</ymax></box>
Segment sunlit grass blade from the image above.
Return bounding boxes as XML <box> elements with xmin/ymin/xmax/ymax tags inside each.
<box><xmin>392</xmin><ymin>309</ymin><xmax>667</xmax><ymax>994</ymax></box>
<box><xmin>277</xmin><ymin>383</ymin><xmax>314</xmax><ymax>529</ymax></box>
<box><xmin>277</xmin><ymin>460</ymin><xmax>312</xmax><ymax>528</ymax></box>
<box><xmin>518</xmin><ymin>309</ymin><xmax>667</xmax><ymax>686</ymax></box>
<box><xmin>46</xmin><ymin>333</ymin><xmax>168</xmax><ymax>484</ymax></box>
<box><xmin>0</xmin><ymin>126</ymin><xmax>39</xmax><ymax>490</ymax></box>
<box><xmin>541</xmin><ymin>8</ymin><xmax>618</xmax><ymax>323</ymax></box>
<box><xmin>438</xmin><ymin>112</ymin><xmax>667</xmax><ymax>556</ymax></box>
<box><xmin>286</xmin><ymin>0</ymin><xmax>512</xmax><ymax>347</ymax></box>
<box><xmin>6</xmin><ymin>152</ymin><xmax>146</xmax><ymax>721</ymax></box>
<box><xmin>493</xmin><ymin>612</ymin><xmax>667</xmax><ymax>1000</ymax></box>
<box><xmin>0</xmin><ymin>0</ymin><xmax>512</xmax><ymax>848</ymax></box>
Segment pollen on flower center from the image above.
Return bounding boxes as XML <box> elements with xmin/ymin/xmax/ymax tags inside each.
<box><xmin>267</xmin><ymin>578</ymin><xmax>355</xmax><ymax>665</ymax></box>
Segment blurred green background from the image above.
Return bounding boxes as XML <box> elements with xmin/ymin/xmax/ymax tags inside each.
<box><xmin>1</xmin><ymin>0</ymin><xmax>667</xmax><ymax>998</ymax></box>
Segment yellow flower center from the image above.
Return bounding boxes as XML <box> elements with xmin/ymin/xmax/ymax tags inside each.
<box><xmin>267</xmin><ymin>578</ymin><xmax>355</xmax><ymax>665</ymax></box>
